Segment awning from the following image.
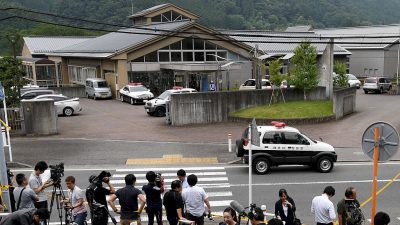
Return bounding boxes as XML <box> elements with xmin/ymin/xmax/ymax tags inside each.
<box><xmin>282</xmin><ymin>53</ymin><xmax>294</xmax><ymax>60</ymax></box>
<box><xmin>257</xmin><ymin>54</ymin><xmax>276</xmax><ymax>60</ymax></box>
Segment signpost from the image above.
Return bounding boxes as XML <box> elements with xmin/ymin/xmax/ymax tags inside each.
<box><xmin>0</xmin><ymin>82</ymin><xmax>12</xmax><ymax>162</ymax></box>
<box><xmin>362</xmin><ymin>122</ymin><xmax>399</xmax><ymax>225</ymax></box>
<box><xmin>248</xmin><ymin>118</ymin><xmax>260</xmax><ymax>206</ymax></box>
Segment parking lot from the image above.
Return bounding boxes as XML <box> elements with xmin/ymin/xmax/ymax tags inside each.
<box><xmin>47</xmin><ymin>89</ymin><xmax>400</xmax><ymax>148</ymax></box>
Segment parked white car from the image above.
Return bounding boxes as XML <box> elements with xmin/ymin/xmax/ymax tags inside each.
<box><xmin>119</xmin><ymin>83</ymin><xmax>154</xmax><ymax>104</ymax></box>
<box><xmin>33</xmin><ymin>94</ymin><xmax>82</xmax><ymax>116</ymax></box>
<box><xmin>239</xmin><ymin>79</ymin><xmax>272</xmax><ymax>90</ymax></box>
<box><xmin>347</xmin><ymin>74</ymin><xmax>361</xmax><ymax>89</ymax></box>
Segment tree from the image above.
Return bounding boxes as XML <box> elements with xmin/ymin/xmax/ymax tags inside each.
<box><xmin>290</xmin><ymin>41</ymin><xmax>318</xmax><ymax>100</ymax></box>
<box><xmin>268</xmin><ymin>59</ymin><xmax>286</xmax><ymax>104</ymax></box>
<box><xmin>333</xmin><ymin>61</ymin><xmax>348</xmax><ymax>88</ymax></box>
<box><xmin>0</xmin><ymin>57</ymin><xmax>28</xmax><ymax>107</ymax></box>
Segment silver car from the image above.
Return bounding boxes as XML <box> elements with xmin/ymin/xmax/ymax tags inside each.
<box><xmin>363</xmin><ymin>77</ymin><xmax>392</xmax><ymax>94</ymax></box>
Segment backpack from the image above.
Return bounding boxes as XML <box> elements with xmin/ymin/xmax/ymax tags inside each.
<box><xmin>345</xmin><ymin>201</ymin><xmax>365</xmax><ymax>225</ymax></box>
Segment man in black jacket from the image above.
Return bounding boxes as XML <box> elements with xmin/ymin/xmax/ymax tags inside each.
<box><xmin>163</xmin><ymin>180</ymin><xmax>185</xmax><ymax>225</ymax></box>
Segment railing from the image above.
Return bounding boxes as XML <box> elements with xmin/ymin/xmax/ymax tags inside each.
<box><xmin>0</xmin><ymin>108</ymin><xmax>24</xmax><ymax>134</ymax></box>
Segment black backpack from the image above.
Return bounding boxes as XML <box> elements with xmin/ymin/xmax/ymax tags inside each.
<box><xmin>345</xmin><ymin>201</ymin><xmax>364</xmax><ymax>225</ymax></box>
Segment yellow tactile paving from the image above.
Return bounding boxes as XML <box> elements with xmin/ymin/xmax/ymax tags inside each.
<box><xmin>126</xmin><ymin>154</ymin><xmax>218</xmax><ymax>165</ymax></box>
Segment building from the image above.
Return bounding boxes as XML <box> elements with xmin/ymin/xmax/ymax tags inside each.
<box><xmin>315</xmin><ymin>24</ymin><xmax>400</xmax><ymax>78</ymax></box>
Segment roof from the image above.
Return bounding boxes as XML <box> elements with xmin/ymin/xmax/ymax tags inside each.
<box><xmin>52</xmin><ymin>21</ymin><xmax>192</xmax><ymax>58</ymax></box>
<box><xmin>285</xmin><ymin>26</ymin><xmax>313</xmax><ymax>32</ymax></box>
<box><xmin>224</xmin><ymin>31</ymin><xmax>351</xmax><ymax>55</ymax></box>
<box><xmin>23</xmin><ymin>36</ymin><xmax>95</xmax><ymax>54</ymax></box>
<box><xmin>128</xmin><ymin>3</ymin><xmax>199</xmax><ymax>19</ymax></box>
<box><xmin>257</xmin><ymin>125</ymin><xmax>300</xmax><ymax>133</ymax></box>
<box><xmin>314</xmin><ymin>24</ymin><xmax>400</xmax><ymax>49</ymax></box>
<box><xmin>18</xmin><ymin>57</ymin><xmax>55</xmax><ymax>64</ymax></box>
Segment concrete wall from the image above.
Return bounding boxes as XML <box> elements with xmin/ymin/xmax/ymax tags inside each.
<box><xmin>348</xmin><ymin>49</ymin><xmax>384</xmax><ymax>77</ymax></box>
<box><xmin>21</xmin><ymin>100</ymin><xmax>58</xmax><ymax>135</ymax></box>
<box><xmin>169</xmin><ymin>87</ymin><xmax>326</xmax><ymax>125</ymax></box>
<box><xmin>333</xmin><ymin>87</ymin><xmax>357</xmax><ymax>119</ymax></box>
<box><xmin>318</xmin><ymin>42</ymin><xmax>334</xmax><ymax>99</ymax></box>
<box><xmin>49</xmin><ymin>86</ymin><xmax>85</xmax><ymax>97</ymax></box>
<box><xmin>384</xmin><ymin>44</ymin><xmax>399</xmax><ymax>77</ymax></box>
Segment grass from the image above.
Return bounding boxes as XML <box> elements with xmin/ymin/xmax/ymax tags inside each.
<box><xmin>231</xmin><ymin>100</ymin><xmax>334</xmax><ymax>119</ymax></box>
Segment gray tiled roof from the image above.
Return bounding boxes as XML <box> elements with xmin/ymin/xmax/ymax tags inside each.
<box><xmin>23</xmin><ymin>36</ymin><xmax>95</xmax><ymax>54</ymax></box>
<box><xmin>285</xmin><ymin>26</ymin><xmax>313</xmax><ymax>32</ymax></box>
<box><xmin>128</xmin><ymin>3</ymin><xmax>171</xmax><ymax>18</ymax></box>
<box><xmin>54</xmin><ymin>21</ymin><xmax>192</xmax><ymax>57</ymax></box>
<box><xmin>224</xmin><ymin>31</ymin><xmax>350</xmax><ymax>55</ymax></box>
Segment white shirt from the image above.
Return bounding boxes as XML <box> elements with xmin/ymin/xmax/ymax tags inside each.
<box><xmin>182</xmin><ymin>186</ymin><xmax>208</xmax><ymax>217</ymax></box>
<box><xmin>311</xmin><ymin>194</ymin><xmax>336</xmax><ymax>223</ymax></box>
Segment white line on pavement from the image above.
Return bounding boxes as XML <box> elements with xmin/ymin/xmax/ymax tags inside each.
<box><xmin>116</xmin><ymin>167</ymin><xmax>225</xmax><ymax>172</ymax></box>
<box><xmin>111</xmin><ymin>177</ymin><xmax>229</xmax><ymax>184</ymax></box>
<box><xmin>229</xmin><ymin>179</ymin><xmax>400</xmax><ymax>187</ymax></box>
<box><xmin>112</xmin><ymin>184</ymin><xmax>232</xmax><ymax>189</ymax></box>
<box><xmin>112</xmin><ymin>171</ymin><xmax>227</xmax><ymax>178</ymax></box>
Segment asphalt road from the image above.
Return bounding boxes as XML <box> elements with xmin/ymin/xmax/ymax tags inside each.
<box><xmin>8</xmin><ymin>162</ymin><xmax>400</xmax><ymax>225</ymax></box>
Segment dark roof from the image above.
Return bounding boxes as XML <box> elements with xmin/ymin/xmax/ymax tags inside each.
<box><xmin>23</xmin><ymin>36</ymin><xmax>95</xmax><ymax>54</ymax></box>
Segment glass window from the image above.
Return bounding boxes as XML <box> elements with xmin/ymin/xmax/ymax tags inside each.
<box><xmin>183</xmin><ymin>52</ymin><xmax>193</xmax><ymax>61</ymax></box>
<box><xmin>96</xmin><ymin>81</ymin><xmax>108</xmax><ymax>88</ymax></box>
<box><xmin>132</xmin><ymin>56</ymin><xmax>145</xmax><ymax>62</ymax></box>
<box><xmin>170</xmin><ymin>41</ymin><xmax>181</xmax><ymax>50</ymax></box>
<box><xmin>171</xmin><ymin>11</ymin><xmax>181</xmax><ymax>21</ymax></box>
<box><xmin>182</xmin><ymin>39</ymin><xmax>193</xmax><ymax>50</ymax></box>
<box><xmin>129</xmin><ymin>86</ymin><xmax>148</xmax><ymax>92</ymax></box>
<box><xmin>146</xmin><ymin>51</ymin><xmax>158</xmax><ymax>62</ymax></box>
<box><xmin>218</xmin><ymin>52</ymin><xmax>228</xmax><ymax>60</ymax></box>
<box><xmin>206</xmin><ymin>53</ymin><xmax>216</xmax><ymax>61</ymax></box>
<box><xmin>283</xmin><ymin>132</ymin><xmax>301</xmax><ymax>144</ymax></box>
<box><xmin>171</xmin><ymin>52</ymin><xmax>182</xmax><ymax>62</ymax></box>
<box><xmin>244</xmin><ymin>80</ymin><xmax>255</xmax><ymax>86</ymax></box>
<box><xmin>159</xmin><ymin>52</ymin><xmax>170</xmax><ymax>62</ymax></box>
<box><xmin>194</xmin><ymin>39</ymin><xmax>204</xmax><ymax>50</ymax></box>
<box><xmin>194</xmin><ymin>52</ymin><xmax>204</xmax><ymax>61</ymax></box>
<box><xmin>152</xmin><ymin>15</ymin><xmax>161</xmax><ymax>23</ymax></box>
<box><xmin>205</xmin><ymin>42</ymin><xmax>217</xmax><ymax>50</ymax></box>
<box><xmin>263</xmin><ymin>132</ymin><xmax>283</xmax><ymax>144</ymax></box>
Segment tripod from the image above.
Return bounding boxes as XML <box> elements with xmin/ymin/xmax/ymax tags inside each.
<box><xmin>48</xmin><ymin>181</ymin><xmax>66</xmax><ymax>225</ymax></box>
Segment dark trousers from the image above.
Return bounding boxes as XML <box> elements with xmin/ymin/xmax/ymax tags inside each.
<box><xmin>34</xmin><ymin>201</ymin><xmax>48</xmax><ymax>209</ymax></box>
<box><xmin>167</xmin><ymin>216</ymin><xmax>178</xmax><ymax>225</ymax></box>
<box><xmin>92</xmin><ymin>210</ymin><xmax>109</xmax><ymax>225</ymax></box>
<box><xmin>147</xmin><ymin>207</ymin><xmax>163</xmax><ymax>225</ymax></box>
<box><xmin>186</xmin><ymin>213</ymin><xmax>204</xmax><ymax>225</ymax></box>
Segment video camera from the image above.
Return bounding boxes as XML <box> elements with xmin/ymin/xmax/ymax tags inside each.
<box><xmin>89</xmin><ymin>171</ymin><xmax>112</xmax><ymax>186</ymax></box>
<box><xmin>49</xmin><ymin>163</ymin><xmax>64</xmax><ymax>185</ymax></box>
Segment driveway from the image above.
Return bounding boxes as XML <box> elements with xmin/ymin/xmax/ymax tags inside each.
<box><xmin>28</xmin><ymin>89</ymin><xmax>400</xmax><ymax>148</ymax></box>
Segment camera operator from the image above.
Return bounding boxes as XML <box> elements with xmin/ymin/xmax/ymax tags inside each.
<box><xmin>0</xmin><ymin>208</ymin><xmax>50</xmax><ymax>225</ymax></box>
<box><xmin>142</xmin><ymin>171</ymin><xmax>163</xmax><ymax>225</ymax></box>
<box><xmin>29</xmin><ymin>161</ymin><xmax>52</xmax><ymax>209</ymax></box>
<box><xmin>64</xmin><ymin>176</ymin><xmax>87</xmax><ymax>225</ymax></box>
<box><xmin>88</xmin><ymin>173</ymin><xmax>115</xmax><ymax>225</ymax></box>
<box><xmin>250</xmin><ymin>207</ymin><xmax>267</xmax><ymax>225</ymax></box>
<box><xmin>6</xmin><ymin>167</ymin><xmax>15</xmax><ymax>212</ymax></box>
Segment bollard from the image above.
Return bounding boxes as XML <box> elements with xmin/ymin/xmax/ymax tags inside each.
<box><xmin>228</xmin><ymin>133</ymin><xmax>232</xmax><ymax>152</ymax></box>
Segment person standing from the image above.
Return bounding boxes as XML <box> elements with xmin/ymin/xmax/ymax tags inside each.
<box><xmin>13</xmin><ymin>174</ymin><xmax>38</xmax><ymax>210</ymax></box>
<box><xmin>274</xmin><ymin>189</ymin><xmax>296</xmax><ymax>225</ymax></box>
<box><xmin>249</xmin><ymin>207</ymin><xmax>267</xmax><ymax>225</ymax></box>
<box><xmin>221</xmin><ymin>207</ymin><xmax>238</xmax><ymax>225</ymax></box>
<box><xmin>142</xmin><ymin>171</ymin><xmax>163</xmax><ymax>225</ymax></box>
<box><xmin>108</xmin><ymin>174</ymin><xmax>146</xmax><ymax>225</ymax></box>
<box><xmin>65</xmin><ymin>176</ymin><xmax>87</xmax><ymax>225</ymax></box>
<box><xmin>88</xmin><ymin>174</ymin><xmax>116</xmax><ymax>225</ymax></box>
<box><xmin>163</xmin><ymin>180</ymin><xmax>185</xmax><ymax>225</ymax></box>
<box><xmin>29</xmin><ymin>161</ymin><xmax>52</xmax><ymax>209</ymax></box>
<box><xmin>6</xmin><ymin>167</ymin><xmax>15</xmax><ymax>212</ymax></box>
<box><xmin>177</xmin><ymin>169</ymin><xmax>189</xmax><ymax>189</ymax></box>
<box><xmin>337</xmin><ymin>187</ymin><xmax>363</xmax><ymax>225</ymax></box>
<box><xmin>182</xmin><ymin>174</ymin><xmax>212</xmax><ymax>225</ymax></box>
<box><xmin>374</xmin><ymin>212</ymin><xmax>390</xmax><ymax>225</ymax></box>
<box><xmin>311</xmin><ymin>186</ymin><xmax>336</xmax><ymax>225</ymax></box>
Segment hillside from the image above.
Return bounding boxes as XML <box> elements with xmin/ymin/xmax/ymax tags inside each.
<box><xmin>1</xmin><ymin>0</ymin><xmax>400</xmax><ymax>55</ymax></box>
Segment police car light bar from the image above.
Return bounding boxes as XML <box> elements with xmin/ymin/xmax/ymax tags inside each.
<box><xmin>271</xmin><ymin>121</ymin><xmax>286</xmax><ymax>128</ymax></box>
<box><xmin>129</xmin><ymin>82</ymin><xmax>142</xmax><ymax>86</ymax></box>
<box><xmin>173</xmin><ymin>86</ymin><xmax>183</xmax><ymax>90</ymax></box>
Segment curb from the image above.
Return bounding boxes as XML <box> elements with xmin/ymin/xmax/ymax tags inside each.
<box><xmin>228</xmin><ymin>115</ymin><xmax>336</xmax><ymax>125</ymax></box>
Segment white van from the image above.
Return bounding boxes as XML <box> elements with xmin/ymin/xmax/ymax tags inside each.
<box><xmin>85</xmin><ymin>78</ymin><xmax>112</xmax><ymax>100</ymax></box>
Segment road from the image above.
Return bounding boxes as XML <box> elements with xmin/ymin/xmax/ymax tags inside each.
<box><xmin>9</xmin><ymin>162</ymin><xmax>400</xmax><ymax>225</ymax></box>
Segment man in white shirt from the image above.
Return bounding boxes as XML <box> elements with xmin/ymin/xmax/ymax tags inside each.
<box><xmin>29</xmin><ymin>161</ymin><xmax>52</xmax><ymax>209</ymax></box>
<box><xmin>177</xmin><ymin>169</ymin><xmax>189</xmax><ymax>189</ymax></box>
<box><xmin>13</xmin><ymin>173</ymin><xmax>39</xmax><ymax>210</ymax></box>
<box><xmin>182</xmin><ymin>174</ymin><xmax>212</xmax><ymax>225</ymax></box>
<box><xmin>311</xmin><ymin>186</ymin><xmax>336</xmax><ymax>225</ymax></box>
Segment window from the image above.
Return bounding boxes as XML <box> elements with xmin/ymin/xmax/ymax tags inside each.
<box><xmin>171</xmin><ymin>52</ymin><xmax>182</xmax><ymax>62</ymax></box>
<box><xmin>244</xmin><ymin>80</ymin><xmax>255</xmax><ymax>86</ymax></box>
<box><xmin>194</xmin><ymin>39</ymin><xmax>204</xmax><ymax>50</ymax></box>
<box><xmin>170</xmin><ymin>41</ymin><xmax>181</xmax><ymax>50</ymax></box>
<box><xmin>194</xmin><ymin>52</ymin><xmax>204</xmax><ymax>61</ymax></box>
<box><xmin>183</xmin><ymin>52</ymin><xmax>193</xmax><ymax>61</ymax></box>
<box><xmin>205</xmin><ymin>42</ymin><xmax>216</xmax><ymax>50</ymax></box>
<box><xmin>182</xmin><ymin>39</ymin><xmax>193</xmax><ymax>50</ymax></box>
<box><xmin>263</xmin><ymin>132</ymin><xmax>283</xmax><ymax>144</ymax></box>
<box><xmin>133</xmin><ymin>56</ymin><xmax>145</xmax><ymax>62</ymax></box>
<box><xmin>159</xmin><ymin>52</ymin><xmax>170</xmax><ymax>62</ymax></box>
<box><xmin>146</xmin><ymin>51</ymin><xmax>158</xmax><ymax>62</ymax></box>
<box><xmin>68</xmin><ymin>65</ymin><xmax>97</xmax><ymax>85</ymax></box>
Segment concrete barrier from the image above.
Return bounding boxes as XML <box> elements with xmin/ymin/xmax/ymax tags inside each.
<box><xmin>21</xmin><ymin>99</ymin><xmax>58</xmax><ymax>135</ymax></box>
<box><xmin>169</xmin><ymin>87</ymin><xmax>326</xmax><ymax>126</ymax></box>
<box><xmin>49</xmin><ymin>85</ymin><xmax>85</xmax><ymax>97</ymax></box>
<box><xmin>333</xmin><ymin>87</ymin><xmax>357</xmax><ymax>119</ymax></box>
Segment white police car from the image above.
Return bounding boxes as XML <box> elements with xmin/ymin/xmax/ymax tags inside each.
<box><xmin>144</xmin><ymin>87</ymin><xmax>197</xmax><ymax>117</ymax></box>
<box><xmin>119</xmin><ymin>83</ymin><xmax>154</xmax><ymax>105</ymax></box>
<box><xmin>236</xmin><ymin>122</ymin><xmax>337</xmax><ymax>174</ymax></box>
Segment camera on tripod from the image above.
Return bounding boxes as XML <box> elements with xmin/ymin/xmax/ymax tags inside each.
<box><xmin>49</xmin><ymin>163</ymin><xmax>64</xmax><ymax>185</ymax></box>
<box><xmin>89</xmin><ymin>171</ymin><xmax>112</xmax><ymax>185</ymax></box>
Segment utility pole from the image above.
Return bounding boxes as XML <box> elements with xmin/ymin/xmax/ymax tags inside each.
<box><xmin>253</xmin><ymin>44</ymin><xmax>261</xmax><ymax>89</ymax></box>
<box><xmin>6</xmin><ymin>34</ymin><xmax>22</xmax><ymax>98</ymax></box>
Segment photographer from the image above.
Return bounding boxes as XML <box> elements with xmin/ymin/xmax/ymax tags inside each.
<box><xmin>142</xmin><ymin>171</ymin><xmax>163</xmax><ymax>225</ymax></box>
<box><xmin>64</xmin><ymin>176</ymin><xmax>87</xmax><ymax>225</ymax></box>
<box><xmin>250</xmin><ymin>207</ymin><xmax>267</xmax><ymax>225</ymax></box>
<box><xmin>88</xmin><ymin>172</ymin><xmax>115</xmax><ymax>225</ymax></box>
<box><xmin>0</xmin><ymin>208</ymin><xmax>50</xmax><ymax>225</ymax></box>
<box><xmin>29</xmin><ymin>161</ymin><xmax>52</xmax><ymax>209</ymax></box>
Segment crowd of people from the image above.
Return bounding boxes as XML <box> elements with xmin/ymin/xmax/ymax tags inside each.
<box><xmin>0</xmin><ymin>162</ymin><xmax>393</xmax><ymax>225</ymax></box>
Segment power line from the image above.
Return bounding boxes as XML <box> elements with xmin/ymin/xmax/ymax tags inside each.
<box><xmin>1</xmin><ymin>7</ymin><xmax>400</xmax><ymax>40</ymax></box>
<box><xmin>0</xmin><ymin>15</ymin><xmax>399</xmax><ymax>45</ymax></box>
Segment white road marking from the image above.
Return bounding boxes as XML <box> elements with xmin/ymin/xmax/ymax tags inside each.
<box><xmin>112</xmin><ymin>171</ymin><xmax>227</xmax><ymax>178</ymax></box>
<box><xmin>112</xmin><ymin>184</ymin><xmax>231</xmax><ymax>189</ymax></box>
<box><xmin>116</xmin><ymin>167</ymin><xmax>225</xmax><ymax>172</ymax></box>
<box><xmin>111</xmin><ymin>177</ymin><xmax>228</xmax><ymax>184</ymax></box>
<box><xmin>229</xmin><ymin>179</ymin><xmax>400</xmax><ymax>187</ymax></box>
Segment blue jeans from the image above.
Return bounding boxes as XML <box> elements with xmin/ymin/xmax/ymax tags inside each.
<box><xmin>74</xmin><ymin>212</ymin><xmax>87</xmax><ymax>225</ymax></box>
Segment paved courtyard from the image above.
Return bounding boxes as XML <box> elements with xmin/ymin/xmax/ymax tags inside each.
<box><xmin>39</xmin><ymin>89</ymin><xmax>400</xmax><ymax>148</ymax></box>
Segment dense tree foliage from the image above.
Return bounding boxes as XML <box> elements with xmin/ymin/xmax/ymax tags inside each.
<box><xmin>1</xmin><ymin>0</ymin><xmax>400</xmax><ymax>55</ymax></box>
<box><xmin>333</xmin><ymin>62</ymin><xmax>348</xmax><ymax>88</ymax></box>
<box><xmin>0</xmin><ymin>57</ymin><xmax>28</xmax><ymax>107</ymax></box>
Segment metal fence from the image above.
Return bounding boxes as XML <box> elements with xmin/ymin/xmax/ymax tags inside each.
<box><xmin>0</xmin><ymin>108</ymin><xmax>24</xmax><ymax>134</ymax></box>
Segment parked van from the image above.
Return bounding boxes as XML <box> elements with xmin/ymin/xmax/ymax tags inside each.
<box><xmin>85</xmin><ymin>78</ymin><xmax>112</xmax><ymax>100</ymax></box>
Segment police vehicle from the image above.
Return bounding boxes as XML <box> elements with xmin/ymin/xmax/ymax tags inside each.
<box><xmin>119</xmin><ymin>83</ymin><xmax>154</xmax><ymax>105</ymax></box>
<box><xmin>236</xmin><ymin>122</ymin><xmax>337</xmax><ymax>174</ymax></box>
<box><xmin>144</xmin><ymin>87</ymin><xmax>197</xmax><ymax>117</ymax></box>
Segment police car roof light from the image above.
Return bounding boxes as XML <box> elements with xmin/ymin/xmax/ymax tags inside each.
<box><xmin>129</xmin><ymin>82</ymin><xmax>142</xmax><ymax>86</ymax></box>
<box><xmin>271</xmin><ymin>121</ymin><xmax>286</xmax><ymax>128</ymax></box>
<box><xmin>173</xmin><ymin>86</ymin><xmax>183</xmax><ymax>90</ymax></box>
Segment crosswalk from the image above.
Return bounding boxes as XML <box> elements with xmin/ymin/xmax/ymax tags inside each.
<box><xmin>108</xmin><ymin>166</ymin><xmax>234</xmax><ymax>223</ymax></box>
